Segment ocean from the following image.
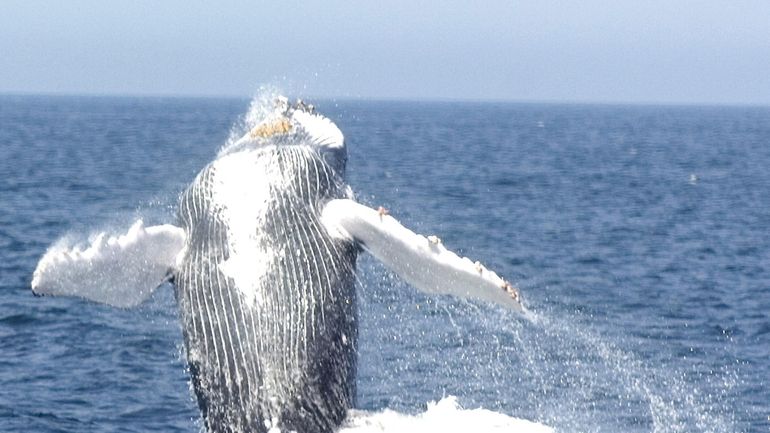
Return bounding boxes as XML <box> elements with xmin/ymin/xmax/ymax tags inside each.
<box><xmin>0</xmin><ymin>94</ymin><xmax>768</xmax><ymax>432</ymax></box>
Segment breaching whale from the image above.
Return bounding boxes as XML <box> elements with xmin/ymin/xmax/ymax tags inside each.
<box><xmin>31</xmin><ymin>97</ymin><xmax>525</xmax><ymax>433</ymax></box>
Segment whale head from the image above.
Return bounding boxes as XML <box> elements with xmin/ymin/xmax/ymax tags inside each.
<box><xmin>221</xmin><ymin>96</ymin><xmax>348</xmax><ymax>175</ymax></box>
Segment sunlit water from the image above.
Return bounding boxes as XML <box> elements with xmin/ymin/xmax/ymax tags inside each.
<box><xmin>1</xmin><ymin>95</ymin><xmax>768</xmax><ymax>432</ymax></box>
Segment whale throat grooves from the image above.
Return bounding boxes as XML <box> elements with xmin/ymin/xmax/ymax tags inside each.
<box><xmin>175</xmin><ymin>145</ymin><xmax>359</xmax><ymax>433</ymax></box>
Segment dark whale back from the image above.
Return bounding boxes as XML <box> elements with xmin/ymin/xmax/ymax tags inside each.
<box><xmin>175</xmin><ymin>144</ymin><xmax>358</xmax><ymax>433</ymax></box>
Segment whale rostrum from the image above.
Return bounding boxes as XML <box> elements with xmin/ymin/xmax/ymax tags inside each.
<box><xmin>31</xmin><ymin>98</ymin><xmax>526</xmax><ymax>433</ymax></box>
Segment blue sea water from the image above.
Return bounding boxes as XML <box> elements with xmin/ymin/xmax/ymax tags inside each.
<box><xmin>1</xmin><ymin>95</ymin><xmax>768</xmax><ymax>432</ymax></box>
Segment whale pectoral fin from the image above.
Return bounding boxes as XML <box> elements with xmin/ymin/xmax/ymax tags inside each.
<box><xmin>321</xmin><ymin>199</ymin><xmax>525</xmax><ymax>313</ymax></box>
<box><xmin>31</xmin><ymin>220</ymin><xmax>187</xmax><ymax>308</ymax></box>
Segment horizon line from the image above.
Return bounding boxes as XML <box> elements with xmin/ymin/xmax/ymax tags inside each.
<box><xmin>2</xmin><ymin>90</ymin><xmax>769</xmax><ymax>109</ymax></box>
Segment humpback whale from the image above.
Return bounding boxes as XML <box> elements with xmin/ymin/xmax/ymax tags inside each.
<box><xmin>31</xmin><ymin>97</ymin><xmax>525</xmax><ymax>433</ymax></box>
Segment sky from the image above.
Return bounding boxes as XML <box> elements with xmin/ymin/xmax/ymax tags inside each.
<box><xmin>1</xmin><ymin>0</ymin><xmax>769</xmax><ymax>105</ymax></box>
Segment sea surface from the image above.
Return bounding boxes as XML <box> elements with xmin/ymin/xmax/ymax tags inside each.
<box><xmin>1</xmin><ymin>95</ymin><xmax>768</xmax><ymax>432</ymax></box>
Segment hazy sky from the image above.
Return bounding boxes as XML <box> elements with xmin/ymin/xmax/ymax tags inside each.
<box><xmin>2</xmin><ymin>0</ymin><xmax>769</xmax><ymax>104</ymax></box>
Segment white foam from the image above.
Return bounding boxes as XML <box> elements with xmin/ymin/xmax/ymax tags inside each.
<box><xmin>31</xmin><ymin>220</ymin><xmax>186</xmax><ymax>307</ymax></box>
<box><xmin>339</xmin><ymin>396</ymin><xmax>553</xmax><ymax>433</ymax></box>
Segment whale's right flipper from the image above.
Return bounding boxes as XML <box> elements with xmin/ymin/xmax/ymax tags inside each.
<box><xmin>321</xmin><ymin>199</ymin><xmax>525</xmax><ymax>313</ymax></box>
<box><xmin>31</xmin><ymin>220</ymin><xmax>186</xmax><ymax>308</ymax></box>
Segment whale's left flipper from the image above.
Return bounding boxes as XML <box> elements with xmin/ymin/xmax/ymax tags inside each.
<box><xmin>31</xmin><ymin>220</ymin><xmax>186</xmax><ymax>307</ymax></box>
<box><xmin>321</xmin><ymin>199</ymin><xmax>525</xmax><ymax>313</ymax></box>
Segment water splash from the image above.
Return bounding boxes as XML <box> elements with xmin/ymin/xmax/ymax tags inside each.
<box><xmin>340</xmin><ymin>396</ymin><xmax>553</xmax><ymax>433</ymax></box>
<box><xmin>473</xmin><ymin>305</ymin><xmax>737</xmax><ymax>433</ymax></box>
<box><xmin>221</xmin><ymin>86</ymin><xmax>285</xmax><ymax>154</ymax></box>
<box><xmin>500</xmin><ymin>308</ymin><xmax>733</xmax><ymax>433</ymax></box>
<box><xmin>357</xmin><ymin>257</ymin><xmax>738</xmax><ymax>433</ymax></box>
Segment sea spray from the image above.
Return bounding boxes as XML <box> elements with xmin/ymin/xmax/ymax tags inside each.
<box><xmin>357</xmin><ymin>256</ymin><xmax>737</xmax><ymax>433</ymax></box>
<box><xmin>503</xmin><ymin>308</ymin><xmax>737</xmax><ymax>433</ymax></box>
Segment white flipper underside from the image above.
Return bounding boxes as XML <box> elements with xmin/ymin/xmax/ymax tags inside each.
<box><xmin>321</xmin><ymin>199</ymin><xmax>525</xmax><ymax>312</ymax></box>
<box><xmin>31</xmin><ymin>220</ymin><xmax>186</xmax><ymax>307</ymax></box>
